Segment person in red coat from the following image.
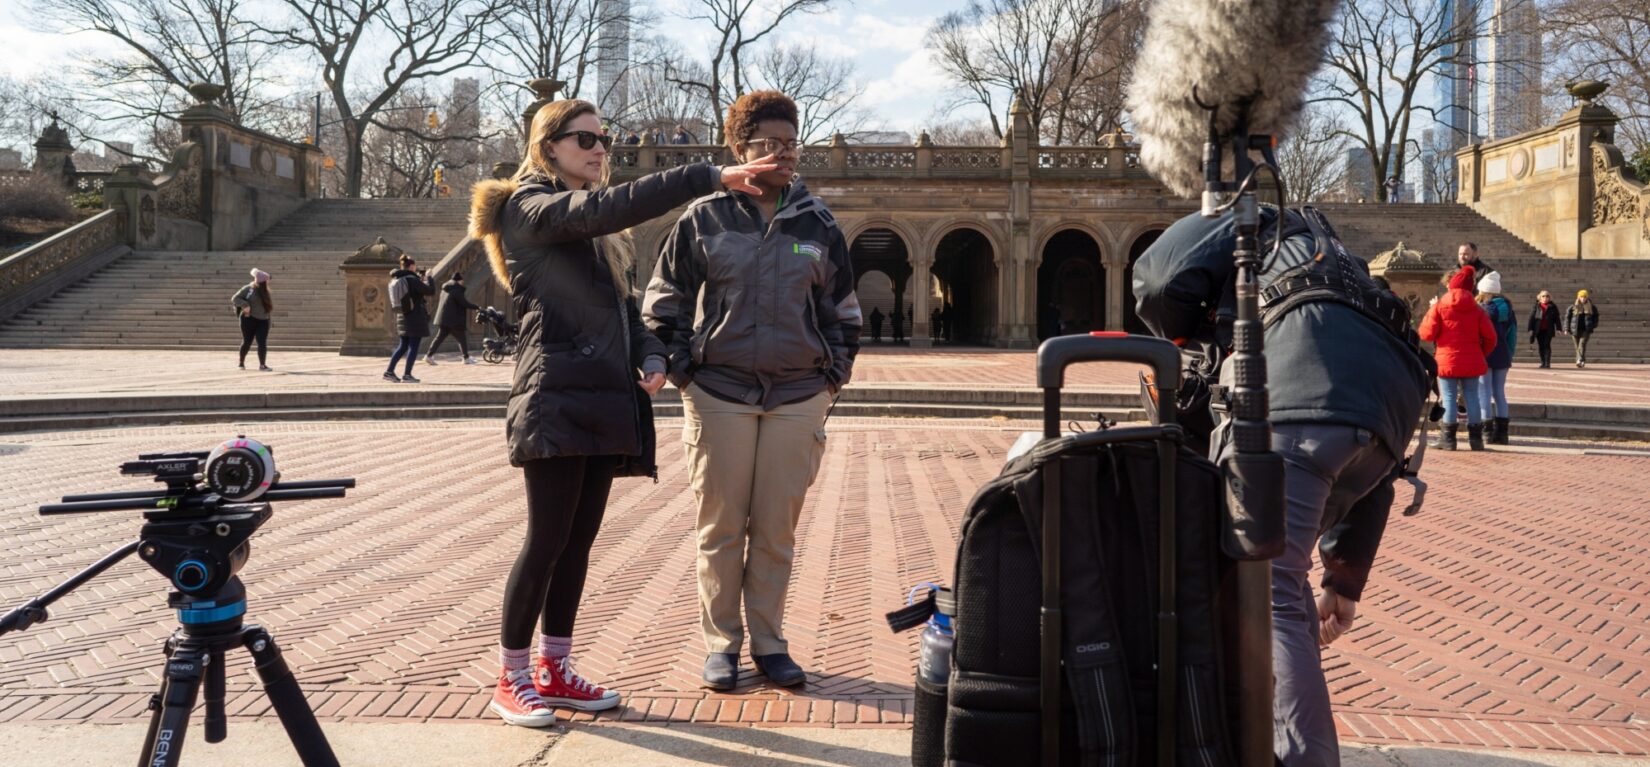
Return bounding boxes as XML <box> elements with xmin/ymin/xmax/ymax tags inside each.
<box><xmin>1419</xmin><ymin>266</ymin><xmax>1498</xmax><ymax>450</ymax></box>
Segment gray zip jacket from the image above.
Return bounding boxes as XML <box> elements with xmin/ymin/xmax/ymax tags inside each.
<box><xmin>643</xmin><ymin>179</ymin><xmax>862</xmax><ymax>410</ymax></box>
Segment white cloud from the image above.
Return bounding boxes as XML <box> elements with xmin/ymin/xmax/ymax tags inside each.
<box><xmin>860</xmin><ymin>48</ymin><xmax>952</xmax><ymax>124</ymax></box>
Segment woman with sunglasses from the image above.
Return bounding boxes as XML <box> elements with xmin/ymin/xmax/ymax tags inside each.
<box><xmin>644</xmin><ymin>91</ymin><xmax>862</xmax><ymax>691</ymax></box>
<box><xmin>468</xmin><ymin>98</ymin><xmax>777</xmax><ymax>728</ymax></box>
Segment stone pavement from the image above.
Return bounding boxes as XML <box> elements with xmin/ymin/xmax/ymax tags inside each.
<box><xmin>2</xmin><ymin>416</ymin><xmax>1649</xmax><ymax>761</ymax></box>
<box><xmin>1</xmin><ymin>346</ymin><xmax>1646</xmax><ymax>406</ymax></box>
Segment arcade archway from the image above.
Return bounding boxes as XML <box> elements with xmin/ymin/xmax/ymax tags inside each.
<box><xmin>931</xmin><ymin>228</ymin><xmax>998</xmax><ymax>345</ymax></box>
<box><xmin>1037</xmin><ymin>229</ymin><xmax>1105</xmax><ymax>339</ymax></box>
<box><xmin>850</xmin><ymin>227</ymin><xmax>912</xmax><ymax>342</ymax></box>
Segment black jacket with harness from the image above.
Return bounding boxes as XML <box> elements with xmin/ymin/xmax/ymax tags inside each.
<box><xmin>1132</xmin><ymin>206</ymin><xmax>1434</xmax><ymax>600</ymax></box>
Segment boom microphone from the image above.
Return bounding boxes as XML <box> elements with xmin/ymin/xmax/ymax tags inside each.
<box><xmin>1128</xmin><ymin>0</ymin><xmax>1340</xmax><ymax>198</ymax></box>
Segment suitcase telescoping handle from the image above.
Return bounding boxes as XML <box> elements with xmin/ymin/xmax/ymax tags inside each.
<box><xmin>1033</xmin><ymin>332</ymin><xmax>1185</xmax><ymax>767</ymax></box>
<box><xmin>1036</xmin><ymin>332</ymin><xmax>1183</xmax><ymax>438</ymax></box>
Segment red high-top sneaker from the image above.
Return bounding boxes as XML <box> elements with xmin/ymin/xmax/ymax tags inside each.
<box><xmin>534</xmin><ymin>656</ymin><xmax>621</xmax><ymax>711</ymax></box>
<box><xmin>490</xmin><ymin>667</ymin><xmax>557</xmax><ymax>727</ymax></box>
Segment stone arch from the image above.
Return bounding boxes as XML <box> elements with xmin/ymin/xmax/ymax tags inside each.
<box><xmin>849</xmin><ymin>226</ymin><xmax>914</xmax><ymax>342</ymax></box>
<box><xmin>930</xmin><ymin>226</ymin><xmax>1000</xmax><ymax>345</ymax></box>
<box><xmin>1033</xmin><ymin>221</ymin><xmax>1108</xmax><ymax>266</ymax></box>
<box><xmin>857</xmin><ymin>270</ymin><xmax>897</xmax><ymax>343</ymax></box>
<box><xmin>927</xmin><ymin>220</ymin><xmax>1007</xmax><ymax>266</ymax></box>
<box><xmin>1036</xmin><ymin>228</ymin><xmax>1106</xmax><ymax>339</ymax></box>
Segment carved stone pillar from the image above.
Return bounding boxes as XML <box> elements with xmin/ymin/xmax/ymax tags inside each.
<box><xmin>341</xmin><ymin>237</ymin><xmax>405</xmax><ymax>356</ymax></box>
<box><xmin>909</xmin><ymin>256</ymin><xmax>932</xmax><ymax>347</ymax></box>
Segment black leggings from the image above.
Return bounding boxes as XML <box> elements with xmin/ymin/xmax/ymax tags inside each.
<box><xmin>500</xmin><ymin>455</ymin><xmax>616</xmax><ymax>648</ymax></box>
<box><xmin>429</xmin><ymin>327</ymin><xmax>469</xmax><ymax>357</ymax></box>
<box><xmin>239</xmin><ymin>316</ymin><xmax>270</xmax><ymax>365</ymax></box>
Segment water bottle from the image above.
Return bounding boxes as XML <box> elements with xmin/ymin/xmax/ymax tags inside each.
<box><xmin>910</xmin><ymin>585</ymin><xmax>954</xmax><ymax>767</ymax></box>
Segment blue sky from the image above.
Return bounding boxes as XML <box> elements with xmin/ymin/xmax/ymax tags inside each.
<box><xmin>2</xmin><ymin>0</ymin><xmax>972</xmax><ymax>137</ymax></box>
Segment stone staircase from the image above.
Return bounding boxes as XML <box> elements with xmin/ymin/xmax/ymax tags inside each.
<box><xmin>0</xmin><ymin>199</ymin><xmax>473</xmax><ymax>351</ymax></box>
<box><xmin>1314</xmin><ymin>203</ymin><xmax>1549</xmax><ymax>262</ymax></box>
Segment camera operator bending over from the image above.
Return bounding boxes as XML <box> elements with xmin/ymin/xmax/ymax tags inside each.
<box><xmin>1133</xmin><ymin>206</ymin><xmax>1432</xmax><ymax>767</ymax></box>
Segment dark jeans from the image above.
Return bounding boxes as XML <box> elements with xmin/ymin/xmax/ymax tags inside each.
<box><xmin>1536</xmin><ymin>335</ymin><xmax>1553</xmax><ymax>367</ymax></box>
<box><xmin>387</xmin><ymin>336</ymin><xmax>424</xmax><ymax>377</ymax></box>
<box><xmin>1214</xmin><ymin>421</ymin><xmax>1397</xmax><ymax>767</ymax></box>
<box><xmin>239</xmin><ymin>315</ymin><xmax>270</xmax><ymax>366</ymax></box>
<box><xmin>429</xmin><ymin>327</ymin><xmax>469</xmax><ymax>357</ymax></box>
<box><xmin>500</xmin><ymin>456</ymin><xmax>616</xmax><ymax>648</ymax></box>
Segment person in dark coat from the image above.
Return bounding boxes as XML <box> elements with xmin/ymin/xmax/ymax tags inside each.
<box><xmin>1456</xmin><ymin>242</ymin><xmax>1492</xmax><ymax>295</ymax></box>
<box><xmin>869</xmin><ymin>307</ymin><xmax>884</xmax><ymax>342</ymax></box>
<box><xmin>1134</xmin><ymin>208</ymin><xmax>1431</xmax><ymax>767</ymax></box>
<box><xmin>384</xmin><ymin>254</ymin><xmax>435</xmax><ymax>383</ymax></box>
<box><xmin>468</xmin><ymin>97</ymin><xmax>776</xmax><ymax>728</ymax></box>
<box><xmin>426</xmin><ymin>271</ymin><xmax>481</xmax><ymax>365</ymax></box>
<box><xmin>1527</xmin><ymin>290</ymin><xmax>1562</xmax><ymax>368</ymax></box>
<box><xmin>1565</xmin><ymin>289</ymin><xmax>1600</xmax><ymax>368</ymax></box>
<box><xmin>891</xmin><ymin>305</ymin><xmax>905</xmax><ymax>342</ymax></box>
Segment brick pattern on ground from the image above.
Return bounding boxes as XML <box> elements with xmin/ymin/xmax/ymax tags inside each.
<box><xmin>1</xmin><ymin>420</ymin><xmax>1647</xmax><ymax>755</ymax></box>
<box><xmin>1</xmin><ymin>348</ymin><xmax>1645</xmax><ymax>407</ymax></box>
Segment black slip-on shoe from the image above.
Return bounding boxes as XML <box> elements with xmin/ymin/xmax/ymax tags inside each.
<box><xmin>752</xmin><ymin>653</ymin><xmax>806</xmax><ymax>687</ymax></box>
<box><xmin>702</xmin><ymin>653</ymin><xmax>739</xmax><ymax>691</ymax></box>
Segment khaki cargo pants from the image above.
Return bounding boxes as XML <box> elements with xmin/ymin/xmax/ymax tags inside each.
<box><xmin>681</xmin><ymin>383</ymin><xmax>830</xmax><ymax>656</ymax></box>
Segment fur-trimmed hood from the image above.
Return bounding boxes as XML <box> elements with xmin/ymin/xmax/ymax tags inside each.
<box><xmin>468</xmin><ymin>178</ymin><xmax>519</xmax><ymax>243</ymax></box>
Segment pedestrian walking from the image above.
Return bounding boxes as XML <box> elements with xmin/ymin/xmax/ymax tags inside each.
<box><xmin>930</xmin><ymin>307</ymin><xmax>942</xmax><ymax>342</ymax></box>
<box><xmin>644</xmin><ymin>90</ymin><xmax>861</xmax><ymax>692</ymax></box>
<box><xmin>1385</xmin><ymin>175</ymin><xmax>1401</xmax><ymax>203</ymax></box>
<box><xmin>1566</xmin><ymin>289</ymin><xmax>1600</xmax><ymax>368</ymax></box>
<box><xmin>469</xmin><ymin>97</ymin><xmax>777</xmax><ymax>727</ymax></box>
<box><xmin>1476</xmin><ymin>272</ymin><xmax>1517</xmax><ymax>444</ymax></box>
<box><xmin>1527</xmin><ymin>290</ymin><xmax>1561</xmax><ymax>368</ymax></box>
<box><xmin>384</xmin><ymin>255</ymin><xmax>435</xmax><ymax>383</ymax></box>
<box><xmin>869</xmin><ymin>306</ymin><xmax>884</xmax><ymax>342</ymax></box>
<box><xmin>891</xmin><ymin>305</ymin><xmax>905</xmax><ymax>343</ymax></box>
<box><xmin>1420</xmin><ymin>266</ymin><xmax>1497</xmax><ymax>450</ymax></box>
<box><xmin>232</xmin><ymin>268</ymin><xmax>274</xmax><ymax>371</ymax></box>
<box><xmin>426</xmin><ymin>271</ymin><xmax>481</xmax><ymax>365</ymax></box>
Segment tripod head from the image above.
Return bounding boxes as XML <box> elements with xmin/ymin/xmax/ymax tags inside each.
<box><xmin>2</xmin><ymin>436</ymin><xmax>354</xmax><ymax>636</ymax></box>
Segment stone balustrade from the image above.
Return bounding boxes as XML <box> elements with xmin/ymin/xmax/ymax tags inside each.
<box><xmin>0</xmin><ymin>208</ymin><xmax>124</xmax><ymax>323</ymax></box>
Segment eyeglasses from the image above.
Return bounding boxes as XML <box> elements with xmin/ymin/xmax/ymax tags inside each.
<box><xmin>552</xmin><ymin>130</ymin><xmax>613</xmax><ymax>150</ymax></box>
<box><xmin>747</xmin><ymin>137</ymin><xmax>801</xmax><ymax>154</ymax></box>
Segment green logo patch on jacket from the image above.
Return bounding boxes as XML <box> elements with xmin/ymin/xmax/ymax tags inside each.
<box><xmin>792</xmin><ymin>242</ymin><xmax>824</xmax><ymax>261</ymax></box>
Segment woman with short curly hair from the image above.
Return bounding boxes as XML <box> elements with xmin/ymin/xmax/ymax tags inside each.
<box><xmin>644</xmin><ymin>90</ymin><xmax>862</xmax><ymax>691</ymax></box>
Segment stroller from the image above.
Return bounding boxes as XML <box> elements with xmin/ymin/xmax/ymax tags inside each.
<box><xmin>475</xmin><ymin>306</ymin><xmax>518</xmax><ymax>364</ymax></box>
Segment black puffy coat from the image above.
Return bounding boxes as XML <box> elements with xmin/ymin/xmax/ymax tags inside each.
<box><xmin>391</xmin><ymin>269</ymin><xmax>435</xmax><ymax>338</ymax></box>
<box><xmin>470</xmin><ymin>164</ymin><xmax>717</xmax><ymax>466</ymax></box>
<box><xmin>435</xmin><ymin>279</ymin><xmax>479</xmax><ymax>330</ymax></box>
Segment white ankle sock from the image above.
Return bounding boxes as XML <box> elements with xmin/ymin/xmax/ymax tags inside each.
<box><xmin>500</xmin><ymin>646</ymin><xmax>530</xmax><ymax>672</ymax></box>
<box><xmin>539</xmin><ymin>635</ymin><xmax>572</xmax><ymax>660</ymax></box>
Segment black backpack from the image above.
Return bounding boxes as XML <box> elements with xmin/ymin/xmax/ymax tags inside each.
<box><xmin>925</xmin><ymin>336</ymin><xmax>1260</xmax><ymax>767</ymax></box>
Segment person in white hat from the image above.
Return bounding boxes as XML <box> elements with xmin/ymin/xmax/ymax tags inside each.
<box><xmin>232</xmin><ymin>268</ymin><xmax>274</xmax><ymax>371</ymax></box>
<box><xmin>1475</xmin><ymin>271</ymin><xmax>1516</xmax><ymax>443</ymax></box>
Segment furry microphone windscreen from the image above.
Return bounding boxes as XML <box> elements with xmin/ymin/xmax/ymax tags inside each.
<box><xmin>1128</xmin><ymin>0</ymin><xmax>1340</xmax><ymax>198</ymax></box>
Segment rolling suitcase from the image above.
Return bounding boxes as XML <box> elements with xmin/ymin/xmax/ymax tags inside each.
<box><xmin>923</xmin><ymin>333</ymin><xmax>1274</xmax><ymax>767</ymax></box>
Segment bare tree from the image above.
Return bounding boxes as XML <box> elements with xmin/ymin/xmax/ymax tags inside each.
<box><xmin>1043</xmin><ymin>0</ymin><xmax>1144</xmax><ymax>144</ymax></box>
<box><xmin>664</xmin><ymin>0</ymin><xmax>835</xmax><ymax>141</ymax></box>
<box><xmin>925</xmin><ymin>118</ymin><xmax>1000</xmax><ymax>146</ymax></box>
<box><xmin>1314</xmin><ymin>0</ymin><xmax>1525</xmax><ymax>202</ymax></box>
<box><xmin>481</xmin><ymin>0</ymin><xmax>642</xmax><ymax>103</ymax></box>
<box><xmin>750</xmin><ymin>45</ymin><xmax>868</xmax><ymax>142</ymax></box>
<box><xmin>258</xmin><ymin>0</ymin><xmax>502</xmax><ymax>197</ymax></box>
<box><xmin>28</xmin><ymin>0</ymin><xmax>284</xmax><ymax>148</ymax></box>
<box><xmin>1276</xmin><ymin>105</ymin><xmax>1350</xmax><ymax>203</ymax></box>
<box><xmin>926</xmin><ymin>0</ymin><xmax>1127</xmax><ymax>142</ymax></box>
<box><xmin>624</xmin><ymin>39</ymin><xmax>715</xmax><ymax>141</ymax></box>
<box><xmin>0</xmin><ymin>75</ymin><xmax>76</xmax><ymax>164</ymax></box>
<box><xmin>1546</xmin><ymin>0</ymin><xmax>1650</xmax><ymax>154</ymax></box>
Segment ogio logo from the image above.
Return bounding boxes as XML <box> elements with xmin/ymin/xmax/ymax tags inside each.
<box><xmin>792</xmin><ymin>242</ymin><xmax>824</xmax><ymax>261</ymax></box>
<box><xmin>1074</xmin><ymin>642</ymin><xmax>1111</xmax><ymax>654</ymax></box>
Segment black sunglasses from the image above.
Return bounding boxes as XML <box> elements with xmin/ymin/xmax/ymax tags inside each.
<box><xmin>552</xmin><ymin>130</ymin><xmax>614</xmax><ymax>150</ymax></box>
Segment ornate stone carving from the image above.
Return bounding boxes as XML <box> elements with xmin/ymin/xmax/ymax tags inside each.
<box><xmin>1036</xmin><ymin>149</ymin><xmax>1106</xmax><ymax>170</ymax></box>
<box><xmin>0</xmin><ymin>210</ymin><xmax>121</xmax><ymax>299</ymax></box>
<box><xmin>356</xmin><ymin>283</ymin><xmax>385</xmax><ymax>326</ymax></box>
<box><xmin>797</xmin><ymin>151</ymin><xmax>832</xmax><ymax>170</ymax></box>
<box><xmin>138</xmin><ymin>196</ymin><xmax>156</xmax><ymax>239</ymax></box>
<box><xmin>1590</xmin><ymin>147</ymin><xmax>1650</xmax><ymax>242</ymax></box>
<box><xmin>932</xmin><ymin>149</ymin><xmax>1001</xmax><ymax>170</ymax></box>
<box><xmin>155</xmin><ymin>144</ymin><xmax>203</xmax><ymax>222</ymax></box>
<box><xmin>845</xmin><ymin>149</ymin><xmax>916</xmax><ymax>170</ymax></box>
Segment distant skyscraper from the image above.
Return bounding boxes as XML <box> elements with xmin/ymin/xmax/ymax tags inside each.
<box><xmin>1434</xmin><ymin>0</ymin><xmax>1480</xmax><ymax>199</ymax></box>
<box><xmin>1486</xmin><ymin>0</ymin><xmax>1542</xmax><ymax>140</ymax></box>
<box><xmin>596</xmin><ymin>0</ymin><xmax>631</xmax><ymax>123</ymax></box>
<box><xmin>445</xmin><ymin>78</ymin><xmax>482</xmax><ymax>188</ymax></box>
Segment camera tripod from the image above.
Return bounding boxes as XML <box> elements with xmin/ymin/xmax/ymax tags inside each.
<box><xmin>0</xmin><ymin>440</ymin><xmax>353</xmax><ymax>767</ymax></box>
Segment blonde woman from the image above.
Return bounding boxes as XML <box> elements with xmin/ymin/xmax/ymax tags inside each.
<box><xmin>468</xmin><ymin>99</ymin><xmax>776</xmax><ymax>727</ymax></box>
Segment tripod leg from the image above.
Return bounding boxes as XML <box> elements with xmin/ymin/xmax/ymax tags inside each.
<box><xmin>141</xmin><ymin>638</ymin><xmax>207</xmax><ymax>767</ymax></box>
<box><xmin>204</xmin><ymin>648</ymin><xmax>227</xmax><ymax>743</ymax></box>
<box><xmin>242</xmin><ymin>624</ymin><xmax>340</xmax><ymax>767</ymax></box>
<box><xmin>136</xmin><ymin>634</ymin><xmax>179</xmax><ymax>767</ymax></box>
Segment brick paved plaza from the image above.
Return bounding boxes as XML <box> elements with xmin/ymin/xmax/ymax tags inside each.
<box><xmin>1</xmin><ymin>349</ymin><xmax>1649</xmax><ymax>762</ymax></box>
